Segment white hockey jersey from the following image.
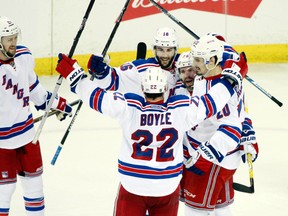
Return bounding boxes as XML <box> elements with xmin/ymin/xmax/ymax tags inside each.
<box><xmin>0</xmin><ymin>46</ymin><xmax>49</xmax><ymax>149</ymax></box>
<box><xmin>180</xmin><ymin>74</ymin><xmax>245</xmax><ymax>169</ymax></box>
<box><xmin>93</xmin><ymin>56</ymin><xmax>180</xmax><ymax>99</ymax></box>
<box><xmin>74</xmin><ymin>77</ymin><xmax>235</xmax><ymax>197</ymax></box>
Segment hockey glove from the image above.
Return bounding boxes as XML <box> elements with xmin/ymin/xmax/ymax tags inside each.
<box><xmin>221</xmin><ymin>52</ymin><xmax>248</xmax><ymax>88</ymax></box>
<box><xmin>185</xmin><ymin>142</ymin><xmax>225</xmax><ymax>176</ymax></box>
<box><xmin>35</xmin><ymin>91</ymin><xmax>72</xmax><ymax>121</ymax></box>
<box><xmin>87</xmin><ymin>54</ymin><xmax>111</xmax><ymax>79</ymax></box>
<box><xmin>185</xmin><ymin>150</ymin><xmax>215</xmax><ymax>176</ymax></box>
<box><xmin>56</xmin><ymin>53</ymin><xmax>85</xmax><ymax>88</ymax></box>
<box><xmin>198</xmin><ymin>141</ymin><xmax>225</xmax><ymax>163</ymax></box>
<box><xmin>240</xmin><ymin>118</ymin><xmax>259</xmax><ymax>163</ymax></box>
<box><xmin>185</xmin><ymin>151</ymin><xmax>204</xmax><ymax>175</ymax></box>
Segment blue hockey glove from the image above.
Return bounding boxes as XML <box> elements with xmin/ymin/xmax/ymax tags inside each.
<box><xmin>240</xmin><ymin>118</ymin><xmax>259</xmax><ymax>163</ymax></box>
<box><xmin>87</xmin><ymin>54</ymin><xmax>111</xmax><ymax>79</ymax></box>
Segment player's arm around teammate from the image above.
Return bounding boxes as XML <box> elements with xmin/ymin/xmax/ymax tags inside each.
<box><xmin>55</xmin><ymin>51</ymin><xmax>247</xmax><ymax>216</ymax></box>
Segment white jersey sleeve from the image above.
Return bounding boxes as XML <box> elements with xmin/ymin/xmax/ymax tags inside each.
<box><xmin>186</xmin><ymin>76</ymin><xmax>245</xmax><ymax>169</ymax></box>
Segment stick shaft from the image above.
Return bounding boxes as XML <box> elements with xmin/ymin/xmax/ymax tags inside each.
<box><xmin>149</xmin><ymin>0</ymin><xmax>199</xmax><ymax>40</ymax></box>
<box><xmin>247</xmin><ymin>153</ymin><xmax>255</xmax><ymax>192</ymax></box>
<box><xmin>102</xmin><ymin>0</ymin><xmax>131</xmax><ymax>56</ymax></box>
<box><xmin>149</xmin><ymin>0</ymin><xmax>283</xmax><ymax>107</ymax></box>
<box><xmin>62</xmin><ymin>0</ymin><xmax>130</xmax><ymax>142</ymax></box>
<box><xmin>33</xmin><ymin>100</ymin><xmax>80</xmax><ymax>123</ymax></box>
<box><xmin>32</xmin><ymin>0</ymin><xmax>95</xmax><ymax>144</ymax></box>
<box><xmin>232</xmin><ymin>153</ymin><xmax>255</xmax><ymax>193</ymax></box>
<box><xmin>245</xmin><ymin>75</ymin><xmax>283</xmax><ymax>107</ymax></box>
<box><xmin>61</xmin><ymin>0</ymin><xmax>131</xmax><ymax>141</ymax></box>
<box><xmin>51</xmin><ymin>0</ymin><xmax>131</xmax><ymax>165</ymax></box>
<box><xmin>136</xmin><ymin>42</ymin><xmax>147</xmax><ymax>59</ymax></box>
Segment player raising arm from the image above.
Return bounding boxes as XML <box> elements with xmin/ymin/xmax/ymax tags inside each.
<box><xmin>55</xmin><ymin>52</ymin><xmax>247</xmax><ymax>216</ymax></box>
<box><xmin>87</xmin><ymin>27</ymin><xmax>180</xmax><ymax>99</ymax></box>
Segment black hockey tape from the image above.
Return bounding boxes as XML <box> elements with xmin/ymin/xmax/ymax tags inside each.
<box><xmin>136</xmin><ymin>42</ymin><xmax>147</xmax><ymax>59</ymax></box>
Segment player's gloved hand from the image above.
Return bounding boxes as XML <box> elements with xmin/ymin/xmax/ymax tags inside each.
<box><xmin>87</xmin><ymin>54</ymin><xmax>111</xmax><ymax>79</ymax></box>
<box><xmin>35</xmin><ymin>92</ymin><xmax>73</xmax><ymax>121</ymax></box>
<box><xmin>221</xmin><ymin>52</ymin><xmax>248</xmax><ymax>88</ymax></box>
<box><xmin>185</xmin><ymin>151</ymin><xmax>204</xmax><ymax>175</ymax></box>
<box><xmin>54</xmin><ymin>96</ymin><xmax>73</xmax><ymax>121</ymax></box>
<box><xmin>197</xmin><ymin>141</ymin><xmax>225</xmax><ymax>163</ymax></box>
<box><xmin>185</xmin><ymin>150</ymin><xmax>213</xmax><ymax>176</ymax></box>
<box><xmin>240</xmin><ymin>118</ymin><xmax>259</xmax><ymax>163</ymax></box>
<box><xmin>56</xmin><ymin>53</ymin><xmax>85</xmax><ymax>88</ymax></box>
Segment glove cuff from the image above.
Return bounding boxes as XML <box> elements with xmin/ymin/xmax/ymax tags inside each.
<box><xmin>66</xmin><ymin>66</ymin><xmax>85</xmax><ymax>87</ymax></box>
<box><xmin>222</xmin><ymin>66</ymin><xmax>243</xmax><ymax>87</ymax></box>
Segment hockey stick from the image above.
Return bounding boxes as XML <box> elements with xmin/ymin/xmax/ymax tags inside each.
<box><xmin>244</xmin><ymin>76</ymin><xmax>282</xmax><ymax>107</ymax></box>
<box><xmin>32</xmin><ymin>0</ymin><xmax>95</xmax><ymax>144</ymax></box>
<box><xmin>51</xmin><ymin>0</ymin><xmax>131</xmax><ymax>165</ymax></box>
<box><xmin>136</xmin><ymin>42</ymin><xmax>147</xmax><ymax>59</ymax></box>
<box><xmin>233</xmin><ymin>153</ymin><xmax>255</xmax><ymax>193</ymax></box>
<box><xmin>33</xmin><ymin>99</ymin><xmax>80</xmax><ymax>123</ymax></box>
<box><xmin>149</xmin><ymin>0</ymin><xmax>283</xmax><ymax>107</ymax></box>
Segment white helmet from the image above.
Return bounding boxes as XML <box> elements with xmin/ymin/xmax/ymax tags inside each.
<box><xmin>176</xmin><ymin>51</ymin><xmax>193</xmax><ymax>71</ymax></box>
<box><xmin>141</xmin><ymin>67</ymin><xmax>168</xmax><ymax>94</ymax></box>
<box><xmin>0</xmin><ymin>16</ymin><xmax>20</xmax><ymax>39</ymax></box>
<box><xmin>206</xmin><ymin>32</ymin><xmax>226</xmax><ymax>42</ymax></box>
<box><xmin>190</xmin><ymin>34</ymin><xmax>224</xmax><ymax>66</ymax></box>
<box><xmin>153</xmin><ymin>27</ymin><xmax>178</xmax><ymax>48</ymax></box>
<box><xmin>0</xmin><ymin>16</ymin><xmax>20</xmax><ymax>58</ymax></box>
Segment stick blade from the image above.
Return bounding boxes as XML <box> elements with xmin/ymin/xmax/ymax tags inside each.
<box><xmin>136</xmin><ymin>42</ymin><xmax>147</xmax><ymax>59</ymax></box>
<box><xmin>233</xmin><ymin>182</ymin><xmax>254</xmax><ymax>193</ymax></box>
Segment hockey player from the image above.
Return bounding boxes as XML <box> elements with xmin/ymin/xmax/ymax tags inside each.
<box><xmin>87</xmin><ymin>27</ymin><xmax>180</xmax><ymax>99</ymax></box>
<box><xmin>55</xmin><ymin>52</ymin><xmax>248</xmax><ymax>216</ymax></box>
<box><xmin>181</xmin><ymin>34</ymin><xmax>259</xmax><ymax>216</ymax></box>
<box><xmin>0</xmin><ymin>16</ymin><xmax>72</xmax><ymax>216</ymax></box>
<box><xmin>174</xmin><ymin>51</ymin><xmax>197</xmax><ymax>96</ymax></box>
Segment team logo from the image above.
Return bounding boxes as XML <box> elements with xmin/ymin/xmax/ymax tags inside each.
<box><xmin>2</xmin><ymin>171</ymin><xmax>8</xmax><ymax>178</ymax></box>
<box><xmin>123</xmin><ymin>0</ymin><xmax>262</xmax><ymax>21</ymax></box>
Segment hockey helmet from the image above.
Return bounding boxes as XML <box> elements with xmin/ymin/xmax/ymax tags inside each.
<box><xmin>141</xmin><ymin>67</ymin><xmax>168</xmax><ymax>94</ymax></box>
<box><xmin>206</xmin><ymin>32</ymin><xmax>226</xmax><ymax>42</ymax></box>
<box><xmin>176</xmin><ymin>51</ymin><xmax>193</xmax><ymax>72</ymax></box>
<box><xmin>190</xmin><ymin>34</ymin><xmax>224</xmax><ymax>66</ymax></box>
<box><xmin>153</xmin><ymin>27</ymin><xmax>178</xmax><ymax>48</ymax></box>
<box><xmin>0</xmin><ymin>16</ymin><xmax>20</xmax><ymax>39</ymax></box>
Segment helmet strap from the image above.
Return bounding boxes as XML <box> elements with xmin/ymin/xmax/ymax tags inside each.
<box><xmin>0</xmin><ymin>42</ymin><xmax>14</xmax><ymax>59</ymax></box>
<box><xmin>203</xmin><ymin>56</ymin><xmax>219</xmax><ymax>77</ymax></box>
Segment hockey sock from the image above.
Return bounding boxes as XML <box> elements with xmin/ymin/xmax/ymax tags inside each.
<box><xmin>20</xmin><ymin>176</ymin><xmax>45</xmax><ymax>216</ymax></box>
<box><xmin>0</xmin><ymin>183</ymin><xmax>16</xmax><ymax>216</ymax></box>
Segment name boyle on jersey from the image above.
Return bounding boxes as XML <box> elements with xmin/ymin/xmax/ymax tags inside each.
<box><xmin>140</xmin><ymin>112</ymin><xmax>172</xmax><ymax>126</ymax></box>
